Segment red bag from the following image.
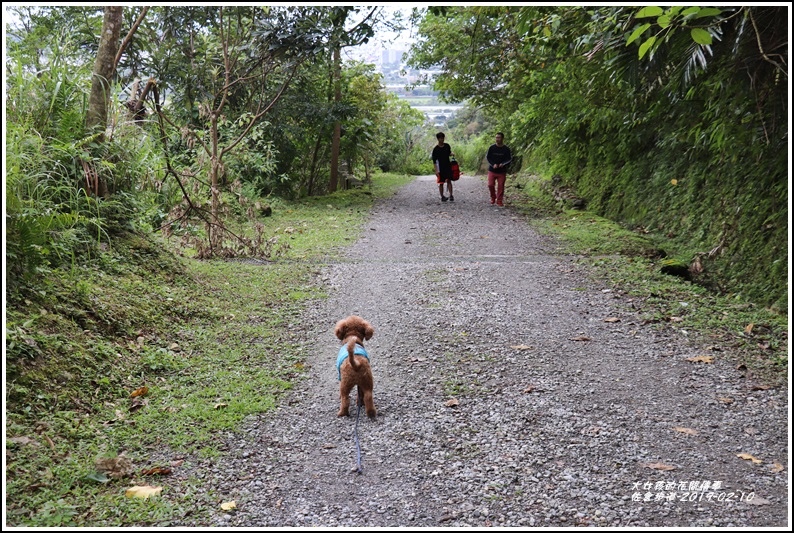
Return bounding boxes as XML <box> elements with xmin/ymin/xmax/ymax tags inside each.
<box><xmin>450</xmin><ymin>157</ymin><xmax>460</xmax><ymax>181</ymax></box>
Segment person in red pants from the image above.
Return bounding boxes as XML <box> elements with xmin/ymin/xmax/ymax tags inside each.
<box><xmin>486</xmin><ymin>132</ymin><xmax>512</xmax><ymax>206</ymax></box>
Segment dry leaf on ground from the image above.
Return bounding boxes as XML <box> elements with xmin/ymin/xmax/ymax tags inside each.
<box><xmin>8</xmin><ymin>436</ymin><xmax>39</xmax><ymax>447</ymax></box>
<box><xmin>603</xmin><ymin>317</ymin><xmax>620</xmax><ymax>323</ymax></box>
<box><xmin>686</xmin><ymin>355</ymin><xmax>715</xmax><ymax>363</ymax></box>
<box><xmin>643</xmin><ymin>462</ymin><xmax>676</xmax><ymax>471</ymax></box>
<box><xmin>214</xmin><ymin>403</ymin><xmax>228</xmax><ymax>409</ymax></box>
<box><xmin>737</xmin><ymin>453</ymin><xmax>763</xmax><ymax>464</ymax></box>
<box><xmin>510</xmin><ymin>344</ymin><xmax>533</xmax><ymax>350</ymax></box>
<box><xmin>445</xmin><ymin>399</ymin><xmax>459</xmax><ymax>407</ymax></box>
<box><xmin>771</xmin><ymin>462</ymin><xmax>784</xmax><ymax>473</ymax></box>
<box><xmin>130</xmin><ymin>386</ymin><xmax>149</xmax><ymax>398</ymax></box>
<box><xmin>744</xmin><ymin>323</ymin><xmax>754</xmax><ymax>334</ymax></box>
<box><xmin>571</xmin><ymin>336</ymin><xmax>591</xmax><ymax>342</ymax></box>
<box><xmin>125</xmin><ymin>485</ymin><xmax>162</xmax><ymax>499</ymax></box>
<box><xmin>717</xmin><ymin>397</ymin><xmax>734</xmax><ymax>404</ymax></box>
<box><xmin>673</xmin><ymin>427</ymin><xmax>698</xmax><ymax>436</ymax></box>
<box><xmin>141</xmin><ymin>466</ymin><xmax>172</xmax><ymax>476</ymax></box>
<box><xmin>130</xmin><ymin>398</ymin><xmax>148</xmax><ymax>412</ymax></box>
<box><xmin>95</xmin><ymin>455</ymin><xmax>134</xmax><ymax>479</ymax></box>
<box><xmin>220</xmin><ymin>501</ymin><xmax>237</xmax><ymax>511</ymax></box>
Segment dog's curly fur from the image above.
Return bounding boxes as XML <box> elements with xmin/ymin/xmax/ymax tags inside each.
<box><xmin>334</xmin><ymin>315</ymin><xmax>376</xmax><ymax>418</ymax></box>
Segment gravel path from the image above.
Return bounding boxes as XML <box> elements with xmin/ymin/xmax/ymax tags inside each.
<box><xmin>179</xmin><ymin>175</ymin><xmax>788</xmax><ymax>527</ymax></box>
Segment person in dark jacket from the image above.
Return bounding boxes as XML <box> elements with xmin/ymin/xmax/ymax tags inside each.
<box><xmin>431</xmin><ymin>132</ymin><xmax>455</xmax><ymax>202</ymax></box>
<box><xmin>485</xmin><ymin>132</ymin><xmax>512</xmax><ymax>206</ymax></box>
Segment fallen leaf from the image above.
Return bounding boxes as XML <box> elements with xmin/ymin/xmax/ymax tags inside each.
<box><xmin>603</xmin><ymin>317</ymin><xmax>620</xmax><ymax>323</ymax></box>
<box><xmin>322</xmin><ymin>444</ymin><xmax>336</xmax><ymax>449</ymax></box>
<box><xmin>737</xmin><ymin>453</ymin><xmax>763</xmax><ymax>464</ymax></box>
<box><xmin>170</xmin><ymin>459</ymin><xmax>185</xmax><ymax>468</ymax></box>
<box><xmin>125</xmin><ymin>485</ymin><xmax>162</xmax><ymax>499</ymax></box>
<box><xmin>220</xmin><ymin>501</ymin><xmax>237</xmax><ymax>511</ymax></box>
<box><xmin>751</xmin><ymin>384</ymin><xmax>771</xmax><ymax>391</ymax></box>
<box><xmin>771</xmin><ymin>462</ymin><xmax>784</xmax><ymax>473</ymax></box>
<box><xmin>523</xmin><ymin>385</ymin><xmax>536</xmax><ymax>393</ymax></box>
<box><xmin>744</xmin><ymin>323</ymin><xmax>754</xmax><ymax>334</ymax></box>
<box><xmin>140</xmin><ymin>466</ymin><xmax>172</xmax><ymax>476</ymax></box>
<box><xmin>129</xmin><ymin>397</ymin><xmax>147</xmax><ymax>412</ymax></box>
<box><xmin>717</xmin><ymin>397</ymin><xmax>734</xmax><ymax>404</ymax></box>
<box><xmin>744</xmin><ymin>427</ymin><xmax>757</xmax><ymax>435</ymax></box>
<box><xmin>96</xmin><ymin>455</ymin><xmax>134</xmax><ymax>479</ymax></box>
<box><xmin>571</xmin><ymin>336</ymin><xmax>591</xmax><ymax>342</ymax></box>
<box><xmin>84</xmin><ymin>472</ymin><xmax>111</xmax><ymax>484</ymax></box>
<box><xmin>673</xmin><ymin>427</ymin><xmax>698</xmax><ymax>436</ymax></box>
<box><xmin>690</xmin><ymin>256</ymin><xmax>703</xmax><ymax>274</ymax></box>
<box><xmin>510</xmin><ymin>344</ymin><xmax>533</xmax><ymax>350</ymax></box>
<box><xmin>8</xmin><ymin>436</ymin><xmax>39</xmax><ymax>447</ymax></box>
<box><xmin>686</xmin><ymin>355</ymin><xmax>715</xmax><ymax>363</ymax></box>
<box><xmin>214</xmin><ymin>403</ymin><xmax>228</xmax><ymax>409</ymax></box>
<box><xmin>669</xmin><ymin>316</ymin><xmax>684</xmax><ymax>323</ymax></box>
<box><xmin>169</xmin><ymin>343</ymin><xmax>181</xmax><ymax>352</ymax></box>
<box><xmin>445</xmin><ymin>399</ymin><xmax>460</xmax><ymax>407</ymax></box>
<box><xmin>643</xmin><ymin>462</ymin><xmax>676</xmax><ymax>471</ymax></box>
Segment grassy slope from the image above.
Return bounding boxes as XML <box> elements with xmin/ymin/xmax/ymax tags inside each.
<box><xmin>506</xmin><ymin>173</ymin><xmax>789</xmax><ymax>384</ymax></box>
<box><xmin>5</xmin><ymin>171</ymin><xmax>787</xmax><ymax>526</ymax></box>
<box><xmin>4</xmin><ymin>173</ymin><xmax>413</xmax><ymax>526</ymax></box>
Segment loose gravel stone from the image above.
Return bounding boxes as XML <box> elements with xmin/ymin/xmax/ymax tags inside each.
<box><xmin>170</xmin><ymin>175</ymin><xmax>788</xmax><ymax>527</ymax></box>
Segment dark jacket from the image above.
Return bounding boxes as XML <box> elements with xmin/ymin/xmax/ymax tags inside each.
<box><xmin>486</xmin><ymin>143</ymin><xmax>512</xmax><ymax>174</ymax></box>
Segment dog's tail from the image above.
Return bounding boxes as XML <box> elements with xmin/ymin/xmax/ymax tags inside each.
<box><xmin>347</xmin><ymin>337</ymin><xmax>361</xmax><ymax>371</ymax></box>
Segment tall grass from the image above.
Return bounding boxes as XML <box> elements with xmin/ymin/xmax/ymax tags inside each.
<box><xmin>5</xmin><ymin>35</ymin><xmax>169</xmax><ymax>298</ymax></box>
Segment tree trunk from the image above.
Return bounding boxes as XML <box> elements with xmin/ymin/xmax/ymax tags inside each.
<box><xmin>86</xmin><ymin>6</ymin><xmax>123</xmax><ymax>139</ymax></box>
<box><xmin>328</xmin><ymin>44</ymin><xmax>342</xmax><ymax>192</ymax></box>
<box><xmin>209</xmin><ymin>112</ymin><xmax>222</xmax><ymax>254</ymax></box>
<box><xmin>307</xmin><ymin>136</ymin><xmax>323</xmax><ymax>196</ymax></box>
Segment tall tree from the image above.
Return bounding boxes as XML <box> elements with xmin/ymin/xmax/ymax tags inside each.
<box><xmin>85</xmin><ymin>6</ymin><xmax>123</xmax><ymax>140</ymax></box>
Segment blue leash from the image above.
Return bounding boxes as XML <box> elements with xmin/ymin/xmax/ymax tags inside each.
<box><xmin>354</xmin><ymin>387</ymin><xmax>363</xmax><ymax>474</ymax></box>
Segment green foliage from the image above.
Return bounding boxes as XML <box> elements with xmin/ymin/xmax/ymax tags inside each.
<box><xmin>4</xmin><ymin>172</ymin><xmax>412</xmax><ymax>527</ymax></box>
<box><xmin>408</xmin><ymin>5</ymin><xmax>788</xmax><ymax>310</ymax></box>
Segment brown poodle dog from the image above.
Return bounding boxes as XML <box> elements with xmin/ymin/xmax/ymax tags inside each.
<box><xmin>334</xmin><ymin>315</ymin><xmax>376</xmax><ymax>418</ymax></box>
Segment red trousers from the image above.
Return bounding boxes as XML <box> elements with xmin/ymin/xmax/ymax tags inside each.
<box><xmin>487</xmin><ymin>171</ymin><xmax>506</xmax><ymax>204</ymax></box>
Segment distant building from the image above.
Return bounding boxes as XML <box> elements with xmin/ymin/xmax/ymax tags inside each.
<box><xmin>381</xmin><ymin>49</ymin><xmax>405</xmax><ymax>66</ymax></box>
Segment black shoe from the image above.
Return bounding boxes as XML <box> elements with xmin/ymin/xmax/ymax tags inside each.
<box><xmin>441</xmin><ymin>195</ymin><xmax>448</xmax><ymax>202</ymax></box>
<box><xmin>449</xmin><ymin>195</ymin><xmax>454</xmax><ymax>202</ymax></box>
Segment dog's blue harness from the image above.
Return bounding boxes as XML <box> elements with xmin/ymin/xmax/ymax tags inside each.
<box><xmin>337</xmin><ymin>344</ymin><xmax>369</xmax><ymax>381</ymax></box>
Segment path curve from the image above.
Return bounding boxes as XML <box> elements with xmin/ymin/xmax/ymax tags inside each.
<box><xmin>183</xmin><ymin>175</ymin><xmax>788</xmax><ymax>527</ymax></box>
